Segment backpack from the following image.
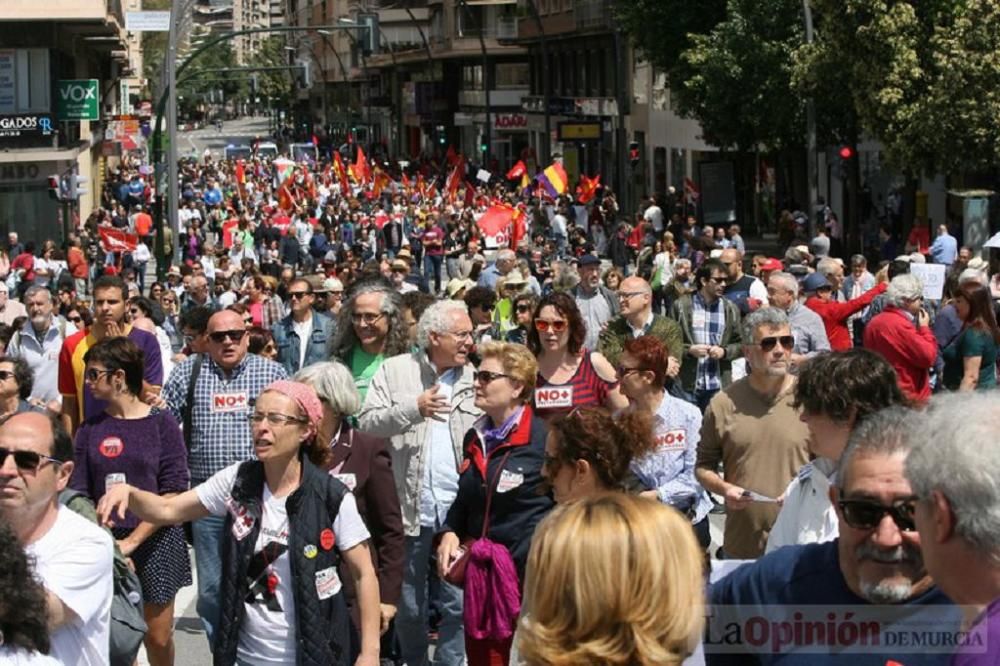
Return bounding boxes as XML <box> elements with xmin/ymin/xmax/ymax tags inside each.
<box><xmin>59</xmin><ymin>489</ymin><xmax>148</xmax><ymax>666</ymax></box>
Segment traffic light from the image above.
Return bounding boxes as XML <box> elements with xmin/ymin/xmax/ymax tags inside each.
<box><xmin>629</xmin><ymin>141</ymin><xmax>640</xmax><ymax>169</ymax></box>
<box><xmin>480</xmin><ymin>140</ymin><xmax>487</xmax><ymax>154</ymax></box>
<box><xmin>69</xmin><ymin>174</ymin><xmax>88</xmax><ymax>200</ymax></box>
<box><xmin>835</xmin><ymin>144</ymin><xmax>855</xmax><ymax>179</ymax></box>
<box><xmin>47</xmin><ymin>174</ymin><xmax>63</xmax><ymax>201</ymax></box>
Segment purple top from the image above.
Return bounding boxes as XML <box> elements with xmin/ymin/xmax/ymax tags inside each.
<box><xmin>70</xmin><ymin>408</ymin><xmax>189</xmax><ymax>529</ymax></box>
<box><xmin>952</xmin><ymin>598</ymin><xmax>1000</xmax><ymax>665</ymax></box>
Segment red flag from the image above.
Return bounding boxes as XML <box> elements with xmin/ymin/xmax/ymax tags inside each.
<box><xmin>445</xmin><ymin>145</ymin><xmax>462</xmax><ymax>167</ymax></box>
<box><xmin>98</xmin><ymin>227</ymin><xmax>138</xmax><ymax>253</ymax></box>
<box><xmin>234</xmin><ymin>160</ymin><xmax>246</xmax><ymax>185</ymax></box>
<box><xmin>684</xmin><ymin>176</ymin><xmax>700</xmax><ymax>201</ymax></box>
<box><xmin>373</xmin><ymin>212</ymin><xmax>390</xmax><ymax>229</ymax></box>
<box><xmin>463</xmin><ymin>181</ymin><xmax>475</xmax><ymax>208</ymax></box>
<box><xmin>446</xmin><ymin>164</ymin><xmax>463</xmax><ymax>199</ymax></box>
<box><xmin>333</xmin><ymin>152</ymin><xmax>350</xmax><ymax>197</ymax></box>
<box><xmin>576</xmin><ymin>173</ymin><xmax>601</xmax><ymax>204</ymax></box>
<box><xmin>222</xmin><ymin>219</ymin><xmax>240</xmax><ymax>249</ymax></box>
<box><xmin>354</xmin><ymin>146</ymin><xmax>370</xmax><ymax>185</ymax></box>
<box><xmin>506</xmin><ymin>160</ymin><xmax>527</xmax><ymax>181</ymax></box>
<box><xmin>511</xmin><ymin>207</ymin><xmax>527</xmax><ymax>249</ymax></box>
<box><xmin>402</xmin><ymin>172</ymin><xmax>411</xmax><ymax>189</ymax></box>
<box><xmin>476</xmin><ymin>204</ymin><xmax>516</xmax><ymax>237</ymax></box>
<box><xmin>277</xmin><ymin>175</ymin><xmax>297</xmax><ymax>211</ymax></box>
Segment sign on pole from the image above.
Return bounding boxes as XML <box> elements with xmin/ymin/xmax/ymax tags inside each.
<box><xmin>57</xmin><ymin>80</ymin><xmax>100</xmax><ymax>121</ymax></box>
<box><xmin>125</xmin><ymin>11</ymin><xmax>171</xmax><ymax>32</ymax></box>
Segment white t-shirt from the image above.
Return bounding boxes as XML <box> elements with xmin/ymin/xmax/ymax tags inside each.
<box><xmin>24</xmin><ymin>506</ymin><xmax>113</xmax><ymax>666</ymax></box>
<box><xmin>196</xmin><ymin>462</ymin><xmax>370</xmax><ymax>665</ymax></box>
<box><xmin>292</xmin><ymin>314</ymin><xmax>313</xmax><ymax>370</ymax></box>
<box><xmin>0</xmin><ymin>647</ymin><xmax>61</xmax><ymax>665</ymax></box>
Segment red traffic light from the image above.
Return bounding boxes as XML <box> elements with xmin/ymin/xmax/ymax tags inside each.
<box><xmin>838</xmin><ymin>145</ymin><xmax>854</xmax><ymax>160</ymax></box>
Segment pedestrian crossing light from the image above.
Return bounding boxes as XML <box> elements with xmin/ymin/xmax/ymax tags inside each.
<box><xmin>480</xmin><ymin>142</ymin><xmax>487</xmax><ymax>153</ymax></box>
<box><xmin>48</xmin><ymin>175</ymin><xmax>64</xmax><ymax>201</ymax></box>
<box><xmin>838</xmin><ymin>145</ymin><xmax>855</xmax><ymax>160</ymax></box>
<box><xmin>629</xmin><ymin>141</ymin><xmax>640</xmax><ymax>169</ymax></box>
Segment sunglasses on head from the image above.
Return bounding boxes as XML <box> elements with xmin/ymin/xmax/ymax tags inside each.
<box><xmin>755</xmin><ymin>335</ymin><xmax>795</xmax><ymax>352</ymax></box>
<box><xmin>0</xmin><ymin>446</ymin><xmax>62</xmax><ymax>472</ymax></box>
<box><xmin>534</xmin><ymin>319</ymin><xmax>568</xmax><ymax>333</ymax></box>
<box><xmin>837</xmin><ymin>499</ymin><xmax>917</xmax><ymax>532</ymax></box>
<box><xmin>209</xmin><ymin>329</ymin><xmax>246</xmax><ymax>343</ymax></box>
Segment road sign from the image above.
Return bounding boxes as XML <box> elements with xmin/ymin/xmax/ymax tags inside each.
<box><xmin>558</xmin><ymin>121</ymin><xmax>602</xmax><ymax>142</ymax></box>
<box><xmin>125</xmin><ymin>11</ymin><xmax>171</xmax><ymax>32</ymax></box>
<box><xmin>57</xmin><ymin>80</ymin><xmax>100</xmax><ymax>121</ymax></box>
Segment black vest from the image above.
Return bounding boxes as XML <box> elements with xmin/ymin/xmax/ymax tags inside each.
<box><xmin>215</xmin><ymin>458</ymin><xmax>352</xmax><ymax>666</ymax></box>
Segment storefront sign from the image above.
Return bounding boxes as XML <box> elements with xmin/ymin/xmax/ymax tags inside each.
<box><xmin>0</xmin><ymin>113</ymin><xmax>54</xmax><ymax>138</ymax></box>
<box><xmin>493</xmin><ymin>114</ymin><xmax>528</xmax><ymax>131</ymax></box>
<box><xmin>558</xmin><ymin>121</ymin><xmax>602</xmax><ymax>141</ymax></box>
<box><xmin>57</xmin><ymin>79</ymin><xmax>100</xmax><ymax>121</ymax></box>
<box><xmin>0</xmin><ymin>163</ymin><xmax>41</xmax><ymax>181</ymax></box>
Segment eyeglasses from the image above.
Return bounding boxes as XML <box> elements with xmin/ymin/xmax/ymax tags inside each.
<box><xmin>534</xmin><ymin>319</ymin><xmax>568</xmax><ymax>333</ymax></box>
<box><xmin>208</xmin><ymin>329</ymin><xmax>247</xmax><ymax>343</ymax></box>
<box><xmin>67</xmin><ymin>316</ymin><xmax>83</xmax><ymax>324</ymax></box>
<box><xmin>516</xmin><ymin>304</ymin><xmax>532</xmax><ymax>313</ymax></box>
<box><xmin>708</xmin><ymin>276</ymin><xmax>730</xmax><ymax>286</ymax></box>
<box><xmin>837</xmin><ymin>499</ymin><xmax>917</xmax><ymax>532</ymax></box>
<box><xmin>0</xmin><ymin>371</ymin><xmax>14</xmax><ymax>381</ymax></box>
<box><xmin>85</xmin><ymin>368</ymin><xmax>115</xmax><ymax>382</ymax></box>
<box><xmin>480</xmin><ymin>303</ymin><xmax>495</xmax><ymax>312</ymax></box>
<box><xmin>616</xmin><ymin>365</ymin><xmax>648</xmax><ymax>378</ymax></box>
<box><xmin>288</xmin><ymin>291</ymin><xmax>311</xmax><ymax>300</ymax></box>
<box><xmin>247</xmin><ymin>412</ymin><xmax>308</xmax><ymax>426</ymax></box>
<box><xmin>441</xmin><ymin>330</ymin><xmax>474</xmax><ymax>341</ymax></box>
<box><xmin>0</xmin><ymin>447</ymin><xmax>62</xmax><ymax>473</ymax></box>
<box><xmin>618</xmin><ymin>291</ymin><xmax>646</xmax><ymax>301</ymax></box>
<box><xmin>474</xmin><ymin>370</ymin><xmax>510</xmax><ymax>385</ymax></box>
<box><xmin>754</xmin><ymin>335</ymin><xmax>795</xmax><ymax>352</ymax></box>
<box><xmin>351</xmin><ymin>312</ymin><xmax>385</xmax><ymax>326</ymax></box>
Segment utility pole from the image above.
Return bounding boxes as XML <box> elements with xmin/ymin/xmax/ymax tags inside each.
<box><xmin>167</xmin><ymin>10</ymin><xmax>180</xmax><ymax>267</ymax></box>
<box><xmin>803</xmin><ymin>0</ymin><xmax>819</xmax><ymax>240</ymax></box>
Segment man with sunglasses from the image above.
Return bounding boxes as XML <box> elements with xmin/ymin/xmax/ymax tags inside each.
<box><xmin>707</xmin><ymin>407</ymin><xmax>960</xmax><ymax>665</ymax></box>
<box><xmin>272</xmin><ymin>278</ymin><xmax>336</xmax><ymax>374</ymax></box>
<box><xmin>162</xmin><ymin>309</ymin><xmax>287</xmax><ymax>645</ymax></box>
<box><xmin>671</xmin><ymin>258</ymin><xmax>743</xmax><ymax>411</ymax></box>
<box><xmin>0</xmin><ymin>411</ymin><xmax>114</xmax><ymax>665</ymax></box>
<box><xmin>696</xmin><ymin>307</ymin><xmax>809</xmax><ymax>559</ymax></box>
<box><xmin>58</xmin><ymin>275</ymin><xmax>164</xmax><ymax>435</ymax></box>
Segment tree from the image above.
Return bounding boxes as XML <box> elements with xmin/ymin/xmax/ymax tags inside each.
<box><xmin>177</xmin><ymin>42</ymin><xmax>247</xmax><ymax>117</ymax></box>
<box><xmin>246</xmin><ymin>36</ymin><xmax>295</xmax><ymax>103</ymax></box>
<box><xmin>804</xmin><ymin>0</ymin><xmax>1000</xmax><ymax>175</ymax></box>
<box><xmin>615</xmin><ymin>0</ymin><xmax>727</xmax><ymax>80</ymax></box>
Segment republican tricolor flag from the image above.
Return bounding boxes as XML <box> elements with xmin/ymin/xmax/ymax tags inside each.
<box><xmin>537</xmin><ymin>161</ymin><xmax>568</xmax><ymax>198</ymax></box>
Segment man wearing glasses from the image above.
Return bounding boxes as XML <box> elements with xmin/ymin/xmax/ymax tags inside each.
<box><xmin>162</xmin><ymin>309</ymin><xmax>287</xmax><ymax>647</ymax></box>
<box><xmin>696</xmin><ymin>307</ymin><xmax>809</xmax><ymax>560</ymax></box>
<box><xmin>272</xmin><ymin>278</ymin><xmax>336</xmax><ymax>374</ymax></box>
<box><xmin>707</xmin><ymin>407</ymin><xmax>961</xmax><ymax>665</ymax></box>
<box><xmin>598</xmin><ymin>275</ymin><xmax>683</xmax><ymax>373</ymax></box>
<box><xmin>358</xmin><ymin>300</ymin><xmax>482</xmax><ymax>666</ymax></box>
<box><xmin>671</xmin><ymin>258</ymin><xmax>743</xmax><ymax>411</ymax></box>
<box><xmin>0</xmin><ymin>411</ymin><xmax>113</xmax><ymax>665</ymax></box>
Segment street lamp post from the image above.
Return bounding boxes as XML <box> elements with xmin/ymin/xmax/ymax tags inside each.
<box><xmin>803</xmin><ymin>0</ymin><xmax>819</xmax><ymax>240</ymax></box>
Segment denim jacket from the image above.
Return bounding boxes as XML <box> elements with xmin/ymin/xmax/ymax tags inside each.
<box><xmin>272</xmin><ymin>311</ymin><xmax>337</xmax><ymax>375</ymax></box>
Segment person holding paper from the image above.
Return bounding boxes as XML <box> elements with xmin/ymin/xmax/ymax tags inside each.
<box><xmin>695</xmin><ymin>307</ymin><xmax>810</xmax><ymax>559</ymax></box>
<box><xmin>863</xmin><ymin>274</ymin><xmax>939</xmax><ymax>403</ymax></box>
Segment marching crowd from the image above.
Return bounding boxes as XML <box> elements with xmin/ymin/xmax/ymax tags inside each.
<box><xmin>1</xmin><ymin>144</ymin><xmax>999</xmax><ymax>666</ymax></box>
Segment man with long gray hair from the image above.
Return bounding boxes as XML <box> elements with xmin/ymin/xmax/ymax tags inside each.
<box><xmin>864</xmin><ymin>273</ymin><xmax>938</xmax><ymax>402</ymax></box>
<box><xmin>708</xmin><ymin>406</ymin><xmax>961</xmax><ymax>664</ymax></box>
<box><xmin>907</xmin><ymin>392</ymin><xmax>1000</xmax><ymax>663</ymax></box>
<box><xmin>357</xmin><ymin>299</ymin><xmax>481</xmax><ymax>666</ymax></box>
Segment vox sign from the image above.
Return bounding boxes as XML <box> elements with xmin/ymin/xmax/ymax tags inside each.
<box><xmin>57</xmin><ymin>79</ymin><xmax>100</xmax><ymax>121</ymax></box>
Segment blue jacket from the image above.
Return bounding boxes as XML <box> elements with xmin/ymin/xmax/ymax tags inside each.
<box><xmin>272</xmin><ymin>311</ymin><xmax>336</xmax><ymax>374</ymax></box>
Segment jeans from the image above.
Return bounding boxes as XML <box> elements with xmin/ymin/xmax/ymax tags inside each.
<box><xmin>192</xmin><ymin>514</ymin><xmax>225</xmax><ymax>647</ymax></box>
<box><xmin>423</xmin><ymin>255</ymin><xmax>443</xmax><ymax>294</ymax></box>
<box><xmin>397</xmin><ymin>527</ymin><xmax>465</xmax><ymax>666</ymax></box>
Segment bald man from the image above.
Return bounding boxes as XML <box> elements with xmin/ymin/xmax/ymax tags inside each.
<box><xmin>599</xmin><ymin>276</ymin><xmax>682</xmax><ymax>377</ymax></box>
<box><xmin>720</xmin><ymin>248</ymin><xmax>769</xmax><ymax>315</ymax></box>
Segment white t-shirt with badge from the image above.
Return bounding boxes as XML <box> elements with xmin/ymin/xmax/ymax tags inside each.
<box><xmin>196</xmin><ymin>462</ymin><xmax>370</xmax><ymax>664</ymax></box>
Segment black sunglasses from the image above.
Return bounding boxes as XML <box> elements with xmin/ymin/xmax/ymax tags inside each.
<box><xmin>474</xmin><ymin>370</ymin><xmax>510</xmax><ymax>385</ymax></box>
<box><xmin>209</xmin><ymin>329</ymin><xmax>247</xmax><ymax>343</ymax></box>
<box><xmin>0</xmin><ymin>371</ymin><xmax>15</xmax><ymax>381</ymax></box>
<box><xmin>755</xmin><ymin>335</ymin><xmax>795</xmax><ymax>352</ymax></box>
<box><xmin>288</xmin><ymin>291</ymin><xmax>310</xmax><ymax>300</ymax></box>
<box><xmin>0</xmin><ymin>446</ymin><xmax>62</xmax><ymax>472</ymax></box>
<box><xmin>837</xmin><ymin>499</ymin><xmax>917</xmax><ymax>532</ymax></box>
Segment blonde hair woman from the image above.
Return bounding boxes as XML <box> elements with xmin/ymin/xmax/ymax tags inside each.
<box><xmin>518</xmin><ymin>494</ymin><xmax>704</xmax><ymax>665</ymax></box>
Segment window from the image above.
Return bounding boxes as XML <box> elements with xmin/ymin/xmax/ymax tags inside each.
<box><xmin>0</xmin><ymin>49</ymin><xmax>50</xmax><ymax>114</ymax></box>
<box><xmin>463</xmin><ymin>65</ymin><xmax>483</xmax><ymax>90</ymax></box>
<box><xmin>496</xmin><ymin>63</ymin><xmax>528</xmax><ymax>88</ymax></box>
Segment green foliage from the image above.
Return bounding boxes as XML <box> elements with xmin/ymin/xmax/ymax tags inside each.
<box><xmin>246</xmin><ymin>36</ymin><xmax>295</xmax><ymax>102</ymax></box>
<box><xmin>615</xmin><ymin>0</ymin><xmax>727</xmax><ymax>77</ymax></box>
<box><xmin>177</xmin><ymin>41</ymin><xmax>248</xmax><ymax>114</ymax></box>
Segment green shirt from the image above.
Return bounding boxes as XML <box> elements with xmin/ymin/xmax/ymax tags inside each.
<box><xmin>350</xmin><ymin>346</ymin><xmax>386</xmax><ymax>402</ymax></box>
<box><xmin>942</xmin><ymin>326</ymin><xmax>998</xmax><ymax>390</ymax></box>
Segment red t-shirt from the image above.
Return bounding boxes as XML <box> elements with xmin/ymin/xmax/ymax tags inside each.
<box><xmin>134</xmin><ymin>212</ymin><xmax>153</xmax><ymax>237</ymax></box>
<box><xmin>422</xmin><ymin>227</ymin><xmax>445</xmax><ymax>256</ymax></box>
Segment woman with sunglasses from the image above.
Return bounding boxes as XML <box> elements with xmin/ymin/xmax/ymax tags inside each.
<box><xmin>436</xmin><ymin>342</ymin><xmax>554</xmax><ymax>665</ymax></box>
<box><xmin>528</xmin><ymin>291</ymin><xmax>627</xmax><ymax>419</ymax></box>
<box><xmin>505</xmin><ymin>293</ymin><xmax>538</xmax><ymax>346</ymax></box>
<box><xmin>69</xmin><ymin>336</ymin><xmax>191</xmax><ymax>666</ymax></box>
<box><xmin>615</xmin><ymin>336</ymin><xmax>713</xmax><ymax>548</ymax></box>
<box><xmin>97</xmin><ymin>380</ymin><xmax>382</xmax><ymax>666</ymax></box>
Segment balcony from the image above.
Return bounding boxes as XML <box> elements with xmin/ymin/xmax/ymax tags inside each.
<box><xmin>575</xmin><ymin>0</ymin><xmax>613</xmax><ymax>30</ymax></box>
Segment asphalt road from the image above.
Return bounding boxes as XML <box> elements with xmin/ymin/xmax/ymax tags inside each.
<box><xmin>179</xmin><ymin>115</ymin><xmax>273</xmax><ymax>160</ymax></box>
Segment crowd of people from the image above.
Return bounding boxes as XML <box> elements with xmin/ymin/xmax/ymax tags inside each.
<box><xmin>1</xmin><ymin>143</ymin><xmax>999</xmax><ymax>666</ymax></box>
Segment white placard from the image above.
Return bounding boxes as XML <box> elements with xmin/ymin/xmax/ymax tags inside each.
<box><xmin>476</xmin><ymin>169</ymin><xmax>491</xmax><ymax>183</ymax></box>
<box><xmin>125</xmin><ymin>11</ymin><xmax>171</xmax><ymax>32</ymax></box>
<box><xmin>911</xmin><ymin>263</ymin><xmax>946</xmax><ymax>301</ymax></box>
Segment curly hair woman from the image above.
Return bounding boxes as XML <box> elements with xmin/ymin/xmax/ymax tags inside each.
<box><xmin>0</xmin><ymin>520</ymin><xmax>58</xmax><ymax>664</ymax></box>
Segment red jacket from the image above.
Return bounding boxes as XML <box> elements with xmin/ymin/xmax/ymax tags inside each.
<box><xmin>805</xmin><ymin>282</ymin><xmax>887</xmax><ymax>351</ymax></box>
<box><xmin>863</xmin><ymin>306</ymin><xmax>938</xmax><ymax>402</ymax></box>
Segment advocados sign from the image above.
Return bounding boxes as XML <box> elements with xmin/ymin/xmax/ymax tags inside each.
<box><xmin>0</xmin><ymin>114</ymin><xmax>54</xmax><ymax>138</ymax></box>
<box><xmin>57</xmin><ymin>79</ymin><xmax>100</xmax><ymax>121</ymax></box>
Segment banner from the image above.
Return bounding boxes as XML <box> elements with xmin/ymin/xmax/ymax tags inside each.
<box><xmin>98</xmin><ymin>227</ymin><xmax>138</xmax><ymax>253</ymax></box>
